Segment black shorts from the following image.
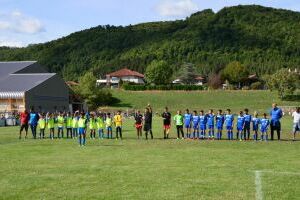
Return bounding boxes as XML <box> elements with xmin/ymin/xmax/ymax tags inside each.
<box><xmin>144</xmin><ymin>123</ymin><xmax>152</xmax><ymax>132</ymax></box>
<box><xmin>20</xmin><ymin>124</ymin><xmax>29</xmax><ymax>132</ymax></box>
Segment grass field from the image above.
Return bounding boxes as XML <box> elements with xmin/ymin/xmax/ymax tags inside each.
<box><xmin>1</xmin><ymin>90</ymin><xmax>299</xmax><ymax>200</ymax></box>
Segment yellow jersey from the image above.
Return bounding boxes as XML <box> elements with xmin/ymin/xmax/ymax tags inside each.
<box><xmin>114</xmin><ymin>114</ymin><xmax>122</xmax><ymax>127</ymax></box>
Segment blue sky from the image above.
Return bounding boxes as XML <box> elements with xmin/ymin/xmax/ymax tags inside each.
<box><xmin>0</xmin><ymin>0</ymin><xmax>300</xmax><ymax>47</ymax></box>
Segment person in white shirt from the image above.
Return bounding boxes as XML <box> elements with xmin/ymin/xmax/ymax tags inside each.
<box><xmin>292</xmin><ymin>107</ymin><xmax>300</xmax><ymax>141</ymax></box>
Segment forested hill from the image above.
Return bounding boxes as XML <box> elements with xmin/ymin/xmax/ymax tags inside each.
<box><xmin>1</xmin><ymin>5</ymin><xmax>300</xmax><ymax>81</ymax></box>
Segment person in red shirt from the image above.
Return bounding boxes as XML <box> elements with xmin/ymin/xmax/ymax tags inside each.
<box><xmin>19</xmin><ymin>109</ymin><xmax>30</xmax><ymax>139</ymax></box>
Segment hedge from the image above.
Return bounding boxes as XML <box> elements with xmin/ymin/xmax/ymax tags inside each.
<box><xmin>122</xmin><ymin>84</ymin><xmax>205</xmax><ymax>91</ymax></box>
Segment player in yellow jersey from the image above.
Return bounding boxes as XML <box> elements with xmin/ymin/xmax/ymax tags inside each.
<box><xmin>46</xmin><ymin>113</ymin><xmax>55</xmax><ymax>139</ymax></box>
<box><xmin>96</xmin><ymin>113</ymin><xmax>105</xmax><ymax>139</ymax></box>
<box><xmin>114</xmin><ymin>111</ymin><xmax>123</xmax><ymax>140</ymax></box>
<box><xmin>89</xmin><ymin>113</ymin><xmax>97</xmax><ymax>139</ymax></box>
<box><xmin>38</xmin><ymin>113</ymin><xmax>46</xmax><ymax>139</ymax></box>
<box><xmin>105</xmin><ymin>113</ymin><xmax>113</xmax><ymax>139</ymax></box>
<box><xmin>78</xmin><ymin>112</ymin><xmax>87</xmax><ymax>146</ymax></box>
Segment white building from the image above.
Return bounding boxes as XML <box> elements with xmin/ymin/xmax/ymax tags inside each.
<box><xmin>97</xmin><ymin>68</ymin><xmax>145</xmax><ymax>86</ymax></box>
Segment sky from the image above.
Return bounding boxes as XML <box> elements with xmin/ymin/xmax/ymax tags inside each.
<box><xmin>0</xmin><ymin>0</ymin><xmax>300</xmax><ymax>47</ymax></box>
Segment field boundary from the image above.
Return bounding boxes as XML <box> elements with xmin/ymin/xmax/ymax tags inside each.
<box><xmin>253</xmin><ymin>170</ymin><xmax>300</xmax><ymax>200</ymax></box>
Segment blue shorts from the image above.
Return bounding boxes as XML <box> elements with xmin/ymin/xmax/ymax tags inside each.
<box><xmin>226</xmin><ymin>125</ymin><xmax>233</xmax><ymax>130</ymax></box>
<box><xmin>193</xmin><ymin>124</ymin><xmax>199</xmax><ymax>129</ymax></box>
<box><xmin>199</xmin><ymin>125</ymin><xmax>206</xmax><ymax>130</ymax></box>
<box><xmin>106</xmin><ymin>126</ymin><xmax>112</xmax><ymax>131</ymax></box>
<box><xmin>237</xmin><ymin>127</ymin><xmax>243</xmax><ymax>131</ymax></box>
<box><xmin>208</xmin><ymin>125</ymin><xmax>214</xmax><ymax>129</ymax></box>
<box><xmin>261</xmin><ymin>128</ymin><xmax>268</xmax><ymax>133</ymax></box>
<box><xmin>78</xmin><ymin>128</ymin><xmax>85</xmax><ymax>135</ymax></box>
<box><xmin>217</xmin><ymin>126</ymin><xmax>223</xmax><ymax>130</ymax></box>
<box><xmin>253</xmin><ymin>125</ymin><xmax>259</xmax><ymax>131</ymax></box>
<box><xmin>185</xmin><ymin>123</ymin><xmax>191</xmax><ymax>129</ymax></box>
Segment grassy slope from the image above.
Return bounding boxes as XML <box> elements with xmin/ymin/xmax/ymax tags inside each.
<box><xmin>1</xmin><ymin>90</ymin><xmax>299</xmax><ymax>200</ymax></box>
<box><xmin>110</xmin><ymin>90</ymin><xmax>298</xmax><ymax>113</ymax></box>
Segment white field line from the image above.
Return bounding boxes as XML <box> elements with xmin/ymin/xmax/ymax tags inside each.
<box><xmin>258</xmin><ymin>170</ymin><xmax>300</xmax><ymax>176</ymax></box>
<box><xmin>255</xmin><ymin>171</ymin><xmax>263</xmax><ymax>200</ymax></box>
<box><xmin>253</xmin><ymin>170</ymin><xmax>300</xmax><ymax>200</ymax></box>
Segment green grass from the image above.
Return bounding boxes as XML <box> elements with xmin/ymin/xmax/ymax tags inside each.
<box><xmin>0</xmin><ymin>116</ymin><xmax>299</xmax><ymax>200</ymax></box>
<box><xmin>1</xmin><ymin>90</ymin><xmax>299</xmax><ymax>200</ymax></box>
<box><xmin>110</xmin><ymin>90</ymin><xmax>298</xmax><ymax>113</ymax></box>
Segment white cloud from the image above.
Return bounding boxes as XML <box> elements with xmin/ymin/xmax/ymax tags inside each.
<box><xmin>0</xmin><ymin>39</ymin><xmax>25</xmax><ymax>47</ymax></box>
<box><xmin>156</xmin><ymin>0</ymin><xmax>199</xmax><ymax>17</ymax></box>
<box><xmin>0</xmin><ymin>10</ymin><xmax>45</xmax><ymax>34</ymax></box>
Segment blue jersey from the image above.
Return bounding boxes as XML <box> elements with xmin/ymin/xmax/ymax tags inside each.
<box><xmin>207</xmin><ymin>114</ymin><xmax>215</xmax><ymax>126</ymax></box>
<box><xmin>184</xmin><ymin>113</ymin><xmax>192</xmax><ymax>125</ymax></box>
<box><xmin>244</xmin><ymin>114</ymin><xmax>252</xmax><ymax>124</ymax></box>
<box><xmin>225</xmin><ymin>114</ymin><xmax>234</xmax><ymax>127</ymax></box>
<box><xmin>199</xmin><ymin>115</ymin><xmax>207</xmax><ymax>130</ymax></box>
<box><xmin>260</xmin><ymin>118</ymin><xmax>270</xmax><ymax>132</ymax></box>
<box><xmin>192</xmin><ymin>115</ymin><xmax>200</xmax><ymax>127</ymax></box>
<box><xmin>29</xmin><ymin>112</ymin><xmax>39</xmax><ymax>126</ymax></box>
<box><xmin>237</xmin><ymin>116</ymin><xmax>245</xmax><ymax>129</ymax></box>
<box><xmin>252</xmin><ymin>117</ymin><xmax>260</xmax><ymax>131</ymax></box>
<box><xmin>270</xmin><ymin>108</ymin><xmax>282</xmax><ymax>125</ymax></box>
<box><xmin>216</xmin><ymin>115</ymin><xmax>225</xmax><ymax>129</ymax></box>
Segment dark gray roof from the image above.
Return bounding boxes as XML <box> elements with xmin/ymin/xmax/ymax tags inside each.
<box><xmin>0</xmin><ymin>61</ymin><xmax>37</xmax><ymax>76</ymax></box>
<box><xmin>0</xmin><ymin>73</ymin><xmax>55</xmax><ymax>92</ymax></box>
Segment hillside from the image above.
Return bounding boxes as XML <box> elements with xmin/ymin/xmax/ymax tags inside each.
<box><xmin>1</xmin><ymin>5</ymin><xmax>300</xmax><ymax>80</ymax></box>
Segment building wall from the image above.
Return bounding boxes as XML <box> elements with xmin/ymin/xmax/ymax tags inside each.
<box><xmin>111</xmin><ymin>76</ymin><xmax>144</xmax><ymax>84</ymax></box>
<box><xmin>25</xmin><ymin>75</ymin><xmax>69</xmax><ymax>112</ymax></box>
<box><xmin>0</xmin><ymin>99</ymin><xmax>24</xmax><ymax>112</ymax></box>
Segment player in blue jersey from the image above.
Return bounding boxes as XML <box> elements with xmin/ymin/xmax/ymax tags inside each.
<box><xmin>216</xmin><ymin>110</ymin><xmax>225</xmax><ymax>140</ymax></box>
<box><xmin>192</xmin><ymin>111</ymin><xmax>200</xmax><ymax>139</ymax></box>
<box><xmin>225</xmin><ymin>109</ymin><xmax>234</xmax><ymax>140</ymax></box>
<box><xmin>243</xmin><ymin>108</ymin><xmax>252</xmax><ymax>140</ymax></box>
<box><xmin>184</xmin><ymin>109</ymin><xmax>193</xmax><ymax>139</ymax></box>
<box><xmin>236</xmin><ymin>111</ymin><xmax>245</xmax><ymax>141</ymax></box>
<box><xmin>199</xmin><ymin>110</ymin><xmax>207</xmax><ymax>139</ymax></box>
<box><xmin>252</xmin><ymin>112</ymin><xmax>260</xmax><ymax>141</ymax></box>
<box><xmin>207</xmin><ymin>109</ymin><xmax>215</xmax><ymax>139</ymax></box>
<box><xmin>260</xmin><ymin>113</ymin><xmax>270</xmax><ymax>141</ymax></box>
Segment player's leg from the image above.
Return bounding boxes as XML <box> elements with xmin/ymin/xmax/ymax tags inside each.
<box><xmin>19</xmin><ymin>125</ymin><xmax>23</xmax><ymax>139</ymax></box>
<box><xmin>270</xmin><ymin>125</ymin><xmax>274</xmax><ymax>140</ymax></box>
<box><xmin>119</xmin><ymin>127</ymin><xmax>122</xmax><ymax>139</ymax></box>
<box><xmin>277</xmin><ymin>123</ymin><xmax>281</xmax><ymax>140</ymax></box>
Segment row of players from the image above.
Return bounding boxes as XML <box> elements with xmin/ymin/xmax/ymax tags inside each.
<box><xmin>170</xmin><ymin>108</ymin><xmax>270</xmax><ymax>141</ymax></box>
<box><xmin>19</xmin><ymin>108</ymin><xmax>276</xmax><ymax>144</ymax></box>
<box><xmin>19</xmin><ymin>111</ymin><xmax>123</xmax><ymax>144</ymax></box>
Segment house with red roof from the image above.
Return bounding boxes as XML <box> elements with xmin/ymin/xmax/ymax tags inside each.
<box><xmin>97</xmin><ymin>68</ymin><xmax>145</xmax><ymax>86</ymax></box>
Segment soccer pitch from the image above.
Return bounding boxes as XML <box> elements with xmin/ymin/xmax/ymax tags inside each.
<box><xmin>0</xmin><ymin>116</ymin><xmax>299</xmax><ymax>200</ymax></box>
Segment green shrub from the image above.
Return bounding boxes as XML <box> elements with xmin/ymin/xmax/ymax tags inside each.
<box><xmin>122</xmin><ymin>84</ymin><xmax>204</xmax><ymax>91</ymax></box>
<box><xmin>250</xmin><ymin>81</ymin><xmax>263</xmax><ymax>90</ymax></box>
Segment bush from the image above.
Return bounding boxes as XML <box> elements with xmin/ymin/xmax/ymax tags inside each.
<box><xmin>250</xmin><ymin>81</ymin><xmax>263</xmax><ymax>90</ymax></box>
<box><xmin>242</xmin><ymin>86</ymin><xmax>250</xmax><ymax>90</ymax></box>
<box><xmin>122</xmin><ymin>84</ymin><xmax>204</xmax><ymax>91</ymax></box>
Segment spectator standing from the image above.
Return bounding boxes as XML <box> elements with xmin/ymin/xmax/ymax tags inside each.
<box><xmin>270</xmin><ymin>103</ymin><xmax>283</xmax><ymax>140</ymax></box>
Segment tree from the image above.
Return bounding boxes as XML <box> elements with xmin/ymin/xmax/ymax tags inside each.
<box><xmin>221</xmin><ymin>61</ymin><xmax>249</xmax><ymax>86</ymax></box>
<box><xmin>264</xmin><ymin>68</ymin><xmax>299</xmax><ymax>99</ymax></box>
<box><xmin>74</xmin><ymin>72</ymin><xmax>113</xmax><ymax>110</ymax></box>
<box><xmin>177</xmin><ymin>63</ymin><xmax>198</xmax><ymax>85</ymax></box>
<box><xmin>208</xmin><ymin>73</ymin><xmax>222</xmax><ymax>89</ymax></box>
<box><xmin>145</xmin><ymin>60</ymin><xmax>173</xmax><ymax>85</ymax></box>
